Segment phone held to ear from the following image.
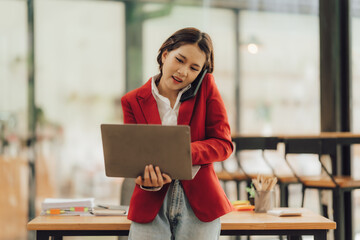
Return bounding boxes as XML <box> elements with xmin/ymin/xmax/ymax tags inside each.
<box><xmin>180</xmin><ymin>69</ymin><xmax>208</xmax><ymax>102</ymax></box>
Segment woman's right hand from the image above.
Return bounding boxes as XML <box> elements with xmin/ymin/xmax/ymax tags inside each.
<box><xmin>135</xmin><ymin>164</ymin><xmax>172</xmax><ymax>188</ymax></box>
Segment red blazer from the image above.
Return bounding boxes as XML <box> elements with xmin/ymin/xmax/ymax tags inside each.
<box><xmin>121</xmin><ymin>73</ymin><xmax>234</xmax><ymax>223</ymax></box>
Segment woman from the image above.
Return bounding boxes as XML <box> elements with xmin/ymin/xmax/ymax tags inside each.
<box><xmin>121</xmin><ymin>27</ymin><xmax>234</xmax><ymax>240</ymax></box>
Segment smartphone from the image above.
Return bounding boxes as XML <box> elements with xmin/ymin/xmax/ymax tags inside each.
<box><xmin>180</xmin><ymin>69</ymin><xmax>208</xmax><ymax>102</ymax></box>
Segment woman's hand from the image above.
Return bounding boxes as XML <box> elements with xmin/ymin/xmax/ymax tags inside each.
<box><xmin>135</xmin><ymin>165</ymin><xmax>172</xmax><ymax>188</ymax></box>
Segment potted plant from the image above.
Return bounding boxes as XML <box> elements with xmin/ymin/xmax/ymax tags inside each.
<box><xmin>246</xmin><ymin>183</ymin><xmax>256</xmax><ymax>205</ymax></box>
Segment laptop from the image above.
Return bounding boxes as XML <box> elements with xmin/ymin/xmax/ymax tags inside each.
<box><xmin>101</xmin><ymin>124</ymin><xmax>200</xmax><ymax>180</ymax></box>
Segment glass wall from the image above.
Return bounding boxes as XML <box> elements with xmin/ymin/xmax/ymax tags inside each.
<box><xmin>239</xmin><ymin>10</ymin><xmax>320</xmax><ymax>135</ymax></box>
<box><xmin>0</xmin><ymin>0</ymin><xmax>28</xmax><ymax>143</ymax></box>
<box><xmin>0</xmin><ymin>1</ymin><xmax>28</xmax><ymax>239</ymax></box>
<box><xmin>35</xmin><ymin>0</ymin><xmax>125</xmax><ymax>205</ymax></box>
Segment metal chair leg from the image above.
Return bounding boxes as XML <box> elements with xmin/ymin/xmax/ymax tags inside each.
<box><xmin>279</xmin><ymin>182</ymin><xmax>289</xmax><ymax>207</ymax></box>
<box><xmin>301</xmin><ymin>185</ymin><xmax>306</xmax><ymax>207</ymax></box>
<box><xmin>333</xmin><ymin>188</ymin><xmax>345</xmax><ymax>240</ymax></box>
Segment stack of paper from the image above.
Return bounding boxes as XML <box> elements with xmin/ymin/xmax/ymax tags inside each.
<box><xmin>41</xmin><ymin>198</ymin><xmax>94</xmax><ymax>216</ymax></box>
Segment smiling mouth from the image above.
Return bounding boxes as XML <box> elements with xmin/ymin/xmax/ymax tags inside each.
<box><xmin>172</xmin><ymin>76</ymin><xmax>183</xmax><ymax>83</ymax></box>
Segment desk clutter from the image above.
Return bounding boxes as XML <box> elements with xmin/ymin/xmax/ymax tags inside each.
<box><xmin>231</xmin><ymin>200</ymin><xmax>303</xmax><ymax>217</ymax></box>
<box><xmin>252</xmin><ymin>175</ymin><xmax>278</xmax><ymax>213</ymax></box>
<box><xmin>41</xmin><ymin>198</ymin><xmax>129</xmax><ymax>216</ymax></box>
<box><xmin>232</xmin><ymin>174</ymin><xmax>278</xmax><ymax>213</ymax></box>
<box><xmin>232</xmin><ymin>200</ymin><xmax>255</xmax><ymax>211</ymax></box>
<box><xmin>41</xmin><ymin>198</ymin><xmax>95</xmax><ymax>216</ymax></box>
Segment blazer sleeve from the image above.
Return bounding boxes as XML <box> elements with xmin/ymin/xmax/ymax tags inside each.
<box><xmin>121</xmin><ymin>95</ymin><xmax>137</xmax><ymax>124</ymax></box>
<box><xmin>191</xmin><ymin>75</ymin><xmax>234</xmax><ymax>165</ymax></box>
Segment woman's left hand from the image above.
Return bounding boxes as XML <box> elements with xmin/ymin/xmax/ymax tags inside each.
<box><xmin>135</xmin><ymin>164</ymin><xmax>172</xmax><ymax>188</ymax></box>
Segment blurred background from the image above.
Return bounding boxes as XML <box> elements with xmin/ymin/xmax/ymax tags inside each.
<box><xmin>0</xmin><ymin>0</ymin><xmax>360</xmax><ymax>239</ymax></box>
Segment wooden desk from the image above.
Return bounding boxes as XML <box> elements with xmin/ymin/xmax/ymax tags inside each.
<box><xmin>28</xmin><ymin>209</ymin><xmax>335</xmax><ymax>240</ymax></box>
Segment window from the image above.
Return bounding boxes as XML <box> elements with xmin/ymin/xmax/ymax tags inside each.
<box><xmin>0</xmin><ymin>1</ymin><xmax>28</xmax><ymax>239</ymax></box>
<box><xmin>0</xmin><ymin>0</ymin><xmax>28</xmax><ymax>141</ymax></box>
<box><xmin>35</xmin><ymin>0</ymin><xmax>125</xmax><ymax>202</ymax></box>
<box><xmin>239</xmin><ymin>8</ymin><xmax>320</xmax><ymax>135</ymax></box>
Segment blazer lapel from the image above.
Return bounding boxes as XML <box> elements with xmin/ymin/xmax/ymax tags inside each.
<box><xmin>178</xmin><ymin>97</ymin><xmax>196</xmax><ymax>125</ymax></box>
<box><xmin>137</xmin><ymin>80</ymin><xmax>162</xmax><ymax>124</ymax></box>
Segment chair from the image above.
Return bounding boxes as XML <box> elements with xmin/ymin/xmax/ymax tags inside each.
<box><xmin>283</xmin><ymin>137</ymin><xmax>360</xmax><ymax>240</ymax></box>
<box><xmin>215</xmin><ymin>151</ymin><xmax>249</xmax><ymax>200</ymax></box>
<box><xmin>232</xmin><ymin>136</ymin><xmax>299</xmax><ymax>207</ymax></box>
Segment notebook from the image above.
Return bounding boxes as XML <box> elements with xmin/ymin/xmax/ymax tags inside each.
<box><xmin>267</xmin><ymin>208</ymin><xmax>302</xmax><ymax>217</ymax></box>
<box><xmin>91</xmin><ymin>205</ymin><xmax>129</xmax><ymax>216</ymax></box>
<box><xmin>101</xmin><ymin>124</ymin><xmax>200</xmax><ymax>180</ymax></box>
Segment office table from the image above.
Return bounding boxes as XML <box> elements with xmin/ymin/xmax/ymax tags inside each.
<box><xmin>27</xmin><ymin>208</ymin><xmax>335</xmax><ymax>240</ymax></box>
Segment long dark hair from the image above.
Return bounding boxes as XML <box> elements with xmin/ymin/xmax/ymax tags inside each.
<box><xmin>157</xmin><ymin>27</ymin><xmax>214</xmax><ymax>77</ymax></box>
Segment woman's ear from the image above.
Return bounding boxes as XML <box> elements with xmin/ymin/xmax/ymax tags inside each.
<box><xmin>161</xmin><ymin>50</ymin><xmax>168</xmax><ymax>63</ymax></box>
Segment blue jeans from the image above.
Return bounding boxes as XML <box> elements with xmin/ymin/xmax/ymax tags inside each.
<box><xmin>128</xmin><ymin>180</ymin><xmax>221</xmax><ymax>240</ymax></box>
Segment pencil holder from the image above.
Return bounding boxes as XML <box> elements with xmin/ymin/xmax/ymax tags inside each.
<box><xmin>254</xmin><ymin>190</ymin><xmax>275</xmax><ymax>213</ymax></box>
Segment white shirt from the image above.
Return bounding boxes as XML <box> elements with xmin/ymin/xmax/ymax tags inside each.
<box><xmin>151</xmin><ymin>76</ymin><xmax>191</xmax><ymax>125</ymax></box>
<box><xmin>140</xmin><ymin>77</ymin><xmax>191</xmax><ymax>191</ymax></box>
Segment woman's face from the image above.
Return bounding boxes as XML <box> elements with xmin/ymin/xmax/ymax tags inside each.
<box><xmin>159</xmin><ymin>44</ymin><xmax>206</xmax><ymax>96</ymax></box>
